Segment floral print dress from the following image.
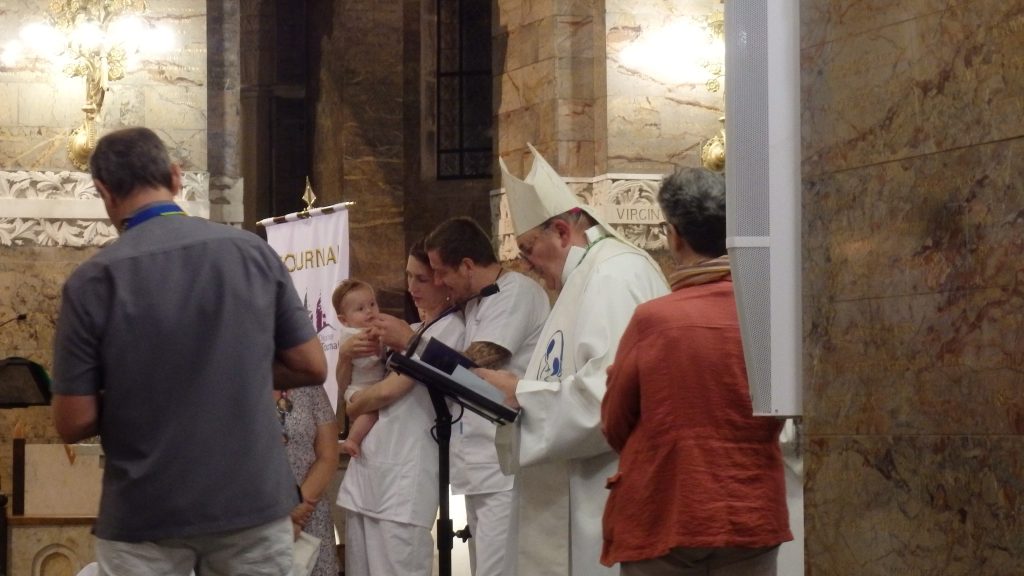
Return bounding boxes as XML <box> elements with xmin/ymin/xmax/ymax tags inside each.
<box><xmin>278</xmin><ymin>385</ymin><xmax>338</xmax><ymax>576</ymax></box>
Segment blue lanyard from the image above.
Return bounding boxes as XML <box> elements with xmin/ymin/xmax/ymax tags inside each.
<box><xmin>122</xmin><ymin>203</ymin><xmax>186</xmax><ymax>231</ymax></box>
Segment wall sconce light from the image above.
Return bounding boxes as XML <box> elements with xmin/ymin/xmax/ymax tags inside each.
<box><xmin>616</xmin><ymin>11</ymin><xmax>727</xmax><ymax>172</ymax></box>
<box><xmin>2</xmin><ymin>0</ymin><xmax>175</xmax><ymax>169</ymax></box>
<box><xmin>618</xmin><ymin>14</ymin><xmax>724</xmax><ymax>88</ymax></box>
<box><xmin>701</xmin><ymin>116</ymin><xmax>726</xmax><ymax>172</ymax></box>
<box><xmin>699</xmin><ymin>12</ymin><xmax>725</xmax><ymax>173</ymax></box>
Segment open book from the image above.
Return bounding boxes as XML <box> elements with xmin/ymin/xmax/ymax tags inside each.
<box><xmin>387</xmin><ymin>337</ymin><xmax>519</xmax><ymax>424</ymax></box>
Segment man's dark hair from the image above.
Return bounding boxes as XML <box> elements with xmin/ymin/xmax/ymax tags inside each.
<box><xmin>657</xmin><ymin>167</ymin><xmax>727</xmax><ymax>257</ymax></box>
<box><xmin>89</xmin><ymin>127</ymin><xmax>175</xmax><ymax>199</ymax></box>
<box><xmin>424</xmin><ymin>217</ymin><xmax>498</xmax><ymax>268</ymax></box>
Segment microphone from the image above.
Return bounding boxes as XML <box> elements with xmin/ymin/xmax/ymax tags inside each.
<box><xmin>404</xmin><ymin>283</ymin><xmax>501</xmax><ymax>358</ymax></box>
<box><xmin>0</xmin><ymin>313</ymin><xmax>27</xmax><ymax>330</ymax></box>
<box><xmin>475</xmin><ymin>283</ymin><xmax>500</xmax><ymax>300</ymax></box>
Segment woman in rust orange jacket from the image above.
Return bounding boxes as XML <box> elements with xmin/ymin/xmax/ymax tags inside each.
<box><xmin>601</xmin><ymin>167</ymin><xmax>791</xmax><ymax>576</ymax></box>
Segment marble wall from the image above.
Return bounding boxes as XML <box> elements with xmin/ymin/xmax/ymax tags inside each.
<box><xmin>493</xmin><ymin>0</ymin><xmax>724</xmax><ymax>261</ymax></box>
<box><xmin>306</xmin><ymin>0</ymin><xmax>409</xmax><ymax>311</ymax></box>
<box><xmin>604</xmin><ymin>0</ymin><xmax>724</xmax><ymax>174</ymax></box>
<box><xmin>496</xmin><ymin>0</ymin><xmax>601</xmax><ymax>177</ymax></box>
<box><xmin>495</xmin><ymin>0</ymin><xmax>723</xmax><ymax>176</ymax></box>
<box><xmin>801</xmin><ymin>1</ymin><xmax>1024</xmax><ymax>574</ymax></box>
<box><xmin>0</xmin><ymin>244</ymin><xmax>96</xmax><ymax>500</ymax></box>
<box><xmin>0</xmin><ymin>0</ymin><xmax>215</xmax><ymax>247</ymax></box>
<box><xmin>0</xmin><ymin>0</ymin><xmax>208</xmax><ymax>172</ymax></box>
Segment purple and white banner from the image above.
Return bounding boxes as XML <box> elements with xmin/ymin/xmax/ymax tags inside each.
<box><xmin>264</xmin><ymin>205</ymin><xmax>351</xmax><ymax>410</ymax></box>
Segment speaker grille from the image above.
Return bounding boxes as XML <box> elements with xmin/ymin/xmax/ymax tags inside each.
<box><xmin>725</xmin><ymin>0</ymin><xmax>770</xmax><ymax>238</ymax></box>
<box><xmin>725</xmin><ymin>0</ymin><xmax>802</xmax><ymax>417</ymax></box>
<box><xmin>730</xmin><ymin>246</ymin><xmax>772</xmax><ymax>414</ymax></box>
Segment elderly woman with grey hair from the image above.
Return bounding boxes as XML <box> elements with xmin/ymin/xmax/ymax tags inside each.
<box><xmin>600</xmin><ymin>167</ymin><xmax>792</xmax><ymax>576</ymax></box>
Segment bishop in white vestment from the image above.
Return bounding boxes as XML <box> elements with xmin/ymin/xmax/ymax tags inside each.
<box><xmin>478</xmin><ymin>145</ymin><xmax>668</xmax><ymax>576</ymax></box>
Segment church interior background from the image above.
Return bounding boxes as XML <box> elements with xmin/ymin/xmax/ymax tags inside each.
<box><xmin>0</xmin><ymin>0</ymin><xmax>1021</xmax><ymax>574</ymax></box>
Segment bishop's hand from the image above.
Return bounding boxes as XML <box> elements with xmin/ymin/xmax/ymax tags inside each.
<box><xmin>474</xmin><ymin>368</ymin><xmax>520</xmax><ymax>409</ymax></box>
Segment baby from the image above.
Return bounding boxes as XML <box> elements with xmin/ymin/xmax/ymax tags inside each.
<box><xmin>332</xmin><ymin>279</ymin><xmax>385</xmax><ymax>458</ymax></box>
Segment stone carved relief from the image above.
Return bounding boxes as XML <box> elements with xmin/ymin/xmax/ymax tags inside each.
<box><xmin>0</xmin><ymin>170</ymin><xmax>210</xmax><ymax>247</ymax></box>
<box><xmin>491</xmin><ymin>174</ymin><xmax>667</xmax><ymax>261</ymax></box>
<box><xmin>590</xmin><ymin>178</ymin><xmax>667</xmax><ymax>252</ymax></box>
<box><xmin>491</xmin><ymin>190</ymin><xmax>519</xmax><ymax>261</ymax></box>
<box><xmin>0</xmin><ymin>218</ymin><xmax>118</xmax><ymax>248</ymax></box>
<box><xmin>31</xmin><ymin>543</ymin><xmax>81</xmax><ymax>576</ymax></box>
<box><xmin>209</xmin><ymin>175</ymin><xmax>245</xmax><ymax>225</ymax></box>
<box><xmin>0</xmin><ymin>171</ymin><xmax>95</xmax><ymax>201</ymax></box>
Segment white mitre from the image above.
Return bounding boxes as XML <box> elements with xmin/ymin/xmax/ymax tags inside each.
<box><xmin>498</xmin><ymin>144</ymin><xmax>575</xmax><ymax>236</ymax></box>
<box><xmin>499</xmin><ymin>143</ymin><xmax>623</xmax><ymax>242</ymax></box>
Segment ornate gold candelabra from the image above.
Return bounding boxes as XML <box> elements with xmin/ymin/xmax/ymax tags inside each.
<box><xmin>49</xmin><ymin>0</ymin><xmax>148</xmax><ymax>169</ymax></box>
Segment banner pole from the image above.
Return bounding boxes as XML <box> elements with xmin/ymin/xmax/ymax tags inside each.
<box><xmin>257</xmin><ymin>201</ymin><xmax>355</xmax><ymax>228</ymax></box>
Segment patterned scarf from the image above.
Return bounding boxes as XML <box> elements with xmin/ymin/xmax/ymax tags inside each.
<box><xmin>667</xmin><ymin>255</ymin><xmax>732</xmax><ymax>291</ymax></box>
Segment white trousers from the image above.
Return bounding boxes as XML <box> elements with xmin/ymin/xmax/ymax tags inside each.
<box><xmin>464</xmin><ymin>488</ymin><xmax>518</xmax><ymax>576</ymax></box>
<box><xmin>95</xmin><ymin>516</ymin><xmax>292</xmax><ymax>576</ymax></box>
<box><xmin>345</xmin><ymin>511</ymin><xmax>434</xmax><ymax>576</ymax></box>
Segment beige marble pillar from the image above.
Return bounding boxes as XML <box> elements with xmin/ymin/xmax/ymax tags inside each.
<box><xmin>308</xmin><ymin>0</ymin><xmax>408</xmax><ymax>311</ymax></box>
<box><xmin>495</xmin><ymin>0</ymin><xmax>597</xmax><ymax>176</ymax></box>
<box><xmin>208</xmin><ymin>0</ymin><xmax>244</xmax><ymax>225</ymax></box>
<box><xmin>801</xmin><ymin>2</ymin><xmax>1024</xmax><ymax>573</ymax></box>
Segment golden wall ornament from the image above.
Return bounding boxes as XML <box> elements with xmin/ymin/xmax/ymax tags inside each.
<box><xmin>701</xmin><ymin>117</ymin><xmax>726</xmax><ymax>173</ymax></box>
<box><xmin>702</xmin><ymin>11</ymin><xmax>725</xmax><ymax>93</ymax></box>
<box><xmin>700</xmin><ymin>9</ymin><xmax>725</xmax><ymax>172</ymax></box>
<box><xmin>47</xmin><ymin>0</ymin><xmax>148</xmax><ymax>169</ymax></box>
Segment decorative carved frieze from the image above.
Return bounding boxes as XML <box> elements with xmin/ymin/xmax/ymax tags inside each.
<box><xmin>0</xmin><ymin>170</ymin><xmax>211</xmax><ymax>247</ymax></box>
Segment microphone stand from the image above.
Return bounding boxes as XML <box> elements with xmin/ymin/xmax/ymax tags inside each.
<box><xmin>428</xmin><ymin>386</ymin><xmax>455</xmax><ymax>576</ymax></box>
<box><xmin>402</xmin><ymin>282</ymin><xmax>499</xmax><ymax>576</ymax></box>
<box><xmin>404</xmin><ymin>283</ymin><xmax>498</xmax><ymax>358</ymax></box>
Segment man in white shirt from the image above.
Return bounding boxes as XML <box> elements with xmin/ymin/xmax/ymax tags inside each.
<box><xmin>425</xmin><ymin>217</ymin><xmax>551</xmax><ymax>576</ymax></box>
<box><xmin>477</xmin><ymin>145</ymin><xmax>668</xmax><ymax>576</ymax></box>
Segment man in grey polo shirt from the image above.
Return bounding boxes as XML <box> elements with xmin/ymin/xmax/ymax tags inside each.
<box><xmin>51</xmin><ymin>127</ymin><xmax>327</xmax><ymax>576</ymax></box>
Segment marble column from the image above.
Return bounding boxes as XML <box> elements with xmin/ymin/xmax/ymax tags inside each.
<box><xmin>308</xmin><ymin>0</ymin><xmax>408</xmax><ymax>311</ymax></box>
<box><xmin>495</xmin><ymin>0</ymin><xmax>598</xmax><ymax>176</ymax></box>
<box><xmin>208</xmin><ymin>0</ymin><xmax>244</xmax><ymax>225</ymax></box>
<box><xmin>801</xmin><ymin>2</ymin><xmax>1024</xmax><ymax>574</ymax></box>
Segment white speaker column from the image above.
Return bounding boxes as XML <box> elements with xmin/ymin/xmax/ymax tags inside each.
<box><xmin>725</xmin><ymin>0</ymin><xmax>802</xmax><ymax>417</ymax></box>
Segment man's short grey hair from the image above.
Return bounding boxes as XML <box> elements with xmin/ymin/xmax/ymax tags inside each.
<box><xmin>89</xmin><ymin>127</ymin><xmax>175</xmax><ymax>200</ymax></box>
<box><xmin>657</xmin><ymin>167</ymin><xmax>727</xmax><ymax>257</ymax></box>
